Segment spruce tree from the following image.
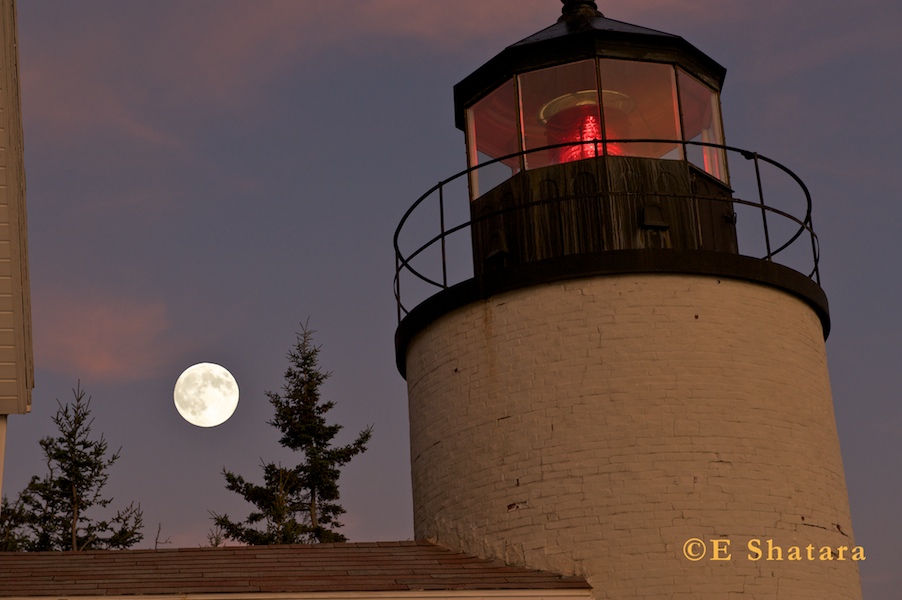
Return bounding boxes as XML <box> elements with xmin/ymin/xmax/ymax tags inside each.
<box><xmin>213</xmin><ymin>323</ymin><xmax>372</xmax><ymax>544</ymax></box>
<box><xmin>0</xmin><ymin>495</ymin><xmax>30</xmax><ymax>551</ymax></box>
<box><xmin>0</xmin><ymin>383</ymin><xmax>143</xmax><ymax>551</ymax></box>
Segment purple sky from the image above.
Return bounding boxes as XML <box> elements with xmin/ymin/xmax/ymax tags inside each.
<box><xmin>4</xmin><ymin>1</ymin><xmax>900</xmax><ymax>597</ymax></box>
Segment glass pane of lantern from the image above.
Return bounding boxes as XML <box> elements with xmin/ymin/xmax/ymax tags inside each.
<box><xmin>678</xmin><ymin>69</ymin><xmax>727</xmax><ymax>182</ymax></box>
<box><xmin>518</xmin><ymin>59</ymin><xmax>601</xmax><ymax>169</ymax></box>
<box><xmin>598</xmin><ymin>59</ymin><xmax>681</xmax><ymax>159</ymax></box>
<box><xmin>466</xmin><ymin>78</ymin><xmax>519</xmax><ymax>198</ymax></box>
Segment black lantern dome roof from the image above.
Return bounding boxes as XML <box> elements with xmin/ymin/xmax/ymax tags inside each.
<box><xmin>453</xmin><ymin>1</ymin><xmax>727</xmax><ymax>130</ymax></box>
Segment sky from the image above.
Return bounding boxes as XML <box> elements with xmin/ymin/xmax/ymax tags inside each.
<box><xmin>3</xmin><ymin>0</ymin><xmax>900</xmax><ymax>597</ymax></box>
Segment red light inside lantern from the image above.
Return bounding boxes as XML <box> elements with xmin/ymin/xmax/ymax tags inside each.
<box><xmin>546</xmin><ymin>105</ymin><xmax>600</xmax><ymax>163</ymax></box>
<box><xmin>545</xmin><ymin>104</ymin><xmax>626</xmax><ymax>163</ymax></box>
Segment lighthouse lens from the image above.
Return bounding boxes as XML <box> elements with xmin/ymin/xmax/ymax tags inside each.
<box><xmin>545</xmin><ymin>103</ymin><xmax>605</xmax><ymax>162</ymax></box>
<box><xmin>519</xmin><ymin>59</ymin><xmax>599</xmax><ymax>169</ymax></box>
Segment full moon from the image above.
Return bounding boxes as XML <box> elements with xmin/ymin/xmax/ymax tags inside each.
<box><xmin>173</xmin><ymin>362</ymin><xmax>239</xmax><ymax>427</ymax></box>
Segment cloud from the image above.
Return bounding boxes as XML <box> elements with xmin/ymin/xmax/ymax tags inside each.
<box><xmin>18</xmin><ymin>1</ymin><xmax>553</xmax><ymax>138</ymax></box>
<box><xmin>33</xmin><ymin>292</ymin><xmax>174</xmax><ymax>382</ymax></box>
<box><xmin>26</xmin><ymin>0</ymin><xmax>869</xmax><ymax>155</ymax></box>
<box><xmin>20</xmin><ymin>34</ymin><xmax>190</xmax><ymax>155</ymax></box>
<box><xmin>353</xmin><ymin>0</ymin><xmax>550</xmax><ymax>46</ymax></box>
<box><xmin>612</xmin><ymin>0</ymin><xmax>737</xmax><ymax>18</ymax></box>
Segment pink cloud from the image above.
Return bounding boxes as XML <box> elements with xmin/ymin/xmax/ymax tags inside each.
<box><xmin>33</xmin><ymin>292</ymin><xmax>173</xmax><ymax>382</ymax></box>
<box><xmin>349</xmin><ymin>0</ymin><xmax>740</xmax><ymax>44</ymax></box>
<box><xmin>21</xmin><ymin>40</ymin><xmax>190</xmax><ymax>154</ymax></box>
<box><xmin>17</xmin><ymin>1</ymin><xmax>752</xmax><ymax>151</ymax></box>
<box><xmin>353</xmin><ymin>0</ymin><xmax>550</xmax><ymax>46</ymax></box>
<box><xmin>19</xmin><ymin>2</ymin><xmax>547</xmax><ymax>135</ymax></box>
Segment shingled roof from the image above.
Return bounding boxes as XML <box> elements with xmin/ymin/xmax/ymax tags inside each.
<box><xmin>0</xmin><ymin>540</ymin><xmax>591</xmax><ymax>599</ymax></box>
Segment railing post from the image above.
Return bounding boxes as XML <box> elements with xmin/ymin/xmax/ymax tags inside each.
<box><xmin>752</xmin><ymin>153</ymin><xmax>773</xmax><ymax>261</ymax></box>
<box><xmin>439</xmin><ymin>183</ymin><xmax>448</xmax><ymax>288</ymax></box>
<box><xmin>810</xmin><ymin>220</ymin><xmax>820</xmax><ymax>285</ymax></box>
<box><xmin>395</xmin><ymin>252</ymin><xmax>401</xmax><ymax>322</ymax></box>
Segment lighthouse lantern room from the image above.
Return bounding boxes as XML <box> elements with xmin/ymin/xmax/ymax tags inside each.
<box><xmin>452</xmin><ymin>0</ymin><xmax>743</xmax><ymax>282</ymax></box>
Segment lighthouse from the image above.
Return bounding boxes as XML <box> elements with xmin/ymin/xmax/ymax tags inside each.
<box><xmin>393</xmin><ymin>1</ymin><xmax>861</xmax><ymax>599</ymax></box>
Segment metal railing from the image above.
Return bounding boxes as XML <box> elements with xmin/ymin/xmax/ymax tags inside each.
<box><xmin>394</xmin><ymin>140</ymin><xmax>819</xmax><ymax>321</ymax></box>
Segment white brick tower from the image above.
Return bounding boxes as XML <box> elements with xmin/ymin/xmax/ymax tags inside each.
<box><xmin>393</xmin><ymin>1</ymin><xmax>861</xmax><ymax>598</ymax></box>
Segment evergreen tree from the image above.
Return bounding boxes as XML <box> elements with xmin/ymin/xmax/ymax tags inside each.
<box><xmin>213</xmin><ymin>323</ymin><xmax>372</xmax><ymax>544</ymax></box>
<box><xmin>0</xmin><ymin>495</ymin><xmax>30</xmax><ymax>551</ymax></box>
<box><xmin>0</xmin><ymin>383</ymin><xmax>143</xmax><ymax>551</ymax></box>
